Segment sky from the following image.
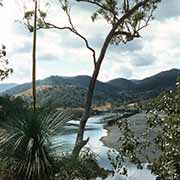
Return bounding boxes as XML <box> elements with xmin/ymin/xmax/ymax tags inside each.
<box><xmin>0</xmin><ymin>0</ymin><xmax>180</xmax><ymax>84</ymax></box>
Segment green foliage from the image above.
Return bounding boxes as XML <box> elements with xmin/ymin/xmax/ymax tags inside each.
<box><xmin>54</xmin><ymin>148</ymin><xmax>108</xmax><ymax>180</ymax></box>
<box><xmin>23</xmin><ymin>5</ymin><xmax>48</xmax><ymax>32</ymax></box>
<box><xmin>0</xmin><ymin>45</ymin><xmax>13</xmax><ymax>80</ymax></box>
<box><xmin>0</xmin><ymin>96</ymin><xmax>28</xmax><ymax>123</ymax></box>
<box><xmin>146</xmin><ymin>77</ymin><xmax>180</xmax><ymax>179</ymax></box>
<box><xmin>0</xmin><ymin>109</ymin><xmax>72</xmax><ymax>180</ymax></box>
<box><xmin>118</xmin><ymin>118</ymin><xmax>141</xmax><ymax>164</ymax></box>
<box><xmin>20</xmin><ymin>85</ymin><xmax>114</xmax><ymax>109</ymax></box>
<box><xmin>104</xmin><ymin>112</ymin><xmax>144</xmax><ymax>175</ymax></box>
<box><xmin>88</xmin><ymin>0</ymin><xmax>161</xmax><ymax>44</ymax></box>
<box><xmin>0</xmin><ymin>158</ymin><xmax>15</xmax><ymax>180</ymax></box>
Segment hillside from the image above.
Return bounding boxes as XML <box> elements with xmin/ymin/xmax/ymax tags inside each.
<box><xmin>107</xmin><ymin>78</ymin><xmax>135</xmax><ymax>91</ymax></box>
<box><xmin>106</xmin><ymin>69</ymin><xmax>180</xmax><ymax>102</ymax></box>
<box><xmin>136</xmin><ymin>68</ymin><xmax>180</xmax><ymax>91</ymax></box>
<box><xmin>3</xmin><ymin>75</ymin><xmax>118</xmax><ymax>98</ymax></box>
<box><xmin>2</xmin><ymin>68</ymin><xmax>180</xmax><ymax>107</ymax></box>
<box><xmin>16</xmin><ymin>85</ymin><xmax>117</xmax><ymax>108</ymax></box>
<box><xmin>0</xmin><ymin>83</ymin><xmax>17</xmax><ymax>93</ymax></box>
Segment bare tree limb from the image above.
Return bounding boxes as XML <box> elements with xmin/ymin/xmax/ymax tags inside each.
<box><xmin>44</xmin><ymin>22</ymin><xmax>97</xmax><ymax>66</ymax></box>
<box><xmin>58</xmin><ymin>0</ymin><xmax>97</xmax><ymax>65</ymax></box>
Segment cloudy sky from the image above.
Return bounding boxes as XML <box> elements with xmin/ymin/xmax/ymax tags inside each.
<box><xmin>0</xmin><ymin>0</ymin><xmax>180</xmax><ymax>84</ymax></box>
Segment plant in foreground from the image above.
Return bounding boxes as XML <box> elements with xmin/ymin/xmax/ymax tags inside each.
<box><xmin>54</xmin><ymin>147</ymin><xmax>108</xmax><ymax>180</ymax></box>
<box><xmin>0</xmin><ymin>109</ymin><xmax>72</xmax><ymax>180</ymax></box>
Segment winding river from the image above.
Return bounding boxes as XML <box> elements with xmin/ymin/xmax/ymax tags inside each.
<box><xmin>52</xmin><ymin>115</ymin><xmax>156</xmax><ymax>180</ymax></box>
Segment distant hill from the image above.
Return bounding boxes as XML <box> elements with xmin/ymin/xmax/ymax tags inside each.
<box><xmin>2</xmin><ymin>76</ymin><xmax>120</xmax><ymax>108</ymax></box>
<box><xmin>107</xmin><ymin>78</ymin><xmax>135</xmax><ymax>91</ymax></box>
<box><xmin>136</xmin><ymin>68</ymin><xmax>180</xmax><ymax>91</ymax></box>
<box><xmin>3</xmin><ymin>75</ymin><xmax>117</xmax><ymax>98</ymax></box>
<box><xmin>2</xmin><ymin>68</ymin><xmax>180</xmax><ymax>107</ymax></box>
<box><xmin>108</xmin><ymin>69</ymin><xmax>180</xmax><ymax>101</ymax></box>
<box><xmin>15</xmin><ymin>85</ymin><xmax>112</xmax><ymax>108</ymax></box>
<box><xmin>0</xmin><ymin>83</ymin><xmax>17</xmax><ymax>93</ymax></box>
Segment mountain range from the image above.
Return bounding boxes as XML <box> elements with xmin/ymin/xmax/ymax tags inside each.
<box><xmin>1</xmin><ymin>68</ymin><xmax>180</xmax><ymax>108</ymax></box>
<box><xmin>0</xmin><ymin>83</ymin><xmax>17</xmax><ymax>93</ymax></box>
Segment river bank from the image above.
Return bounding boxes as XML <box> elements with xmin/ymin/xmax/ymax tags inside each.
<box><xmin>101</xmin><ymin>112</ymin><xmax>160</xmax><ymax>162</ymax></box>
<box><xmin>52</xmin><ymin>114</ymin><xmax>157</xmax><ymax>179</ymax></box>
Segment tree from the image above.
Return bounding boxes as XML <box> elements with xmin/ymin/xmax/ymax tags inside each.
<box><xmin>0</xmin><ymin>45</ymin><xmax>13</xmax><ymax>81</ymax></box>
<box><xmin>25</xmin><ymin>0</ymin><xmax>161</xmax><ymax>156</ymax></box>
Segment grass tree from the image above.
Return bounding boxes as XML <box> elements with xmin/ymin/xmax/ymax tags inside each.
<box><xmin>0</xmin><ymin>109</ymin><xmax>72</xmax><ymax>180</ymax></box>
<box><xmin>24</xmin><ymin>0</ymin><xmax>161</xmax><ymax>156</ymax></box>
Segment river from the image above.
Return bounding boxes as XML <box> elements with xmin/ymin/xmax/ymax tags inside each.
<box><xmin>52</xmin><ymin>115</ymin><xmax>156</xmax><ymax>180</ymax></box>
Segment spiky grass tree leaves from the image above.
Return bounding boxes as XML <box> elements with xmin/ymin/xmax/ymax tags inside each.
<box><xmin>0</xmin><ymin>110</ymin><xmax>72</xmax><ymax>180</ymax></box>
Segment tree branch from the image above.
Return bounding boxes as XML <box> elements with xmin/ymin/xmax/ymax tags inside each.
<box><xmin>77</xmin><ymin>0</ymin><xmax>118</xmax><ymax>22</ymax></box>
<box><xmin>46</xmin><ymin>0</ymin><xmax>97</xmax><ymax>66</ymax></box>
<box><xmin>96</xmin><ymin>0</ymin><xmax>150</xmax><ymax>65</ymax></box>
<box><xmin>43</xmin><ymin>22</ymin><xmax>97</xmax><ymax>66</ymax></box>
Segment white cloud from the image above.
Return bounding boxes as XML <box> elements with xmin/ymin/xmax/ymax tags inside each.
<box><xmin>1</xmin><ymin>0</ymin><xmax>180</xmax><ymax>83</ymax></box>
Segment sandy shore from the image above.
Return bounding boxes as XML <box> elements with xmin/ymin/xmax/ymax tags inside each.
<box><xmin>101</xmin><ymin>112</ymin><xmax>160</xmax><ymax>162</ymax></box>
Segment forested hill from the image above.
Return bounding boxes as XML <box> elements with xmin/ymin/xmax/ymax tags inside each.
<box><xmin>1</xmin><ymin>68</ymin><xmax>180</xmax><ymax>107</ymax></box>
<box><xmin>0</xmin><ymin>83</ymin><xmax>17</xmax><ymax>93</ymax></box>
<box><xmin>107</xmin><ymin>68</ymin><xmax>180</xmax><ymax>91</ymax></box>
<box><xmin>2</xmin><ymin>75</ymin><xmax>118</xmax><ymax>97</ymax></box>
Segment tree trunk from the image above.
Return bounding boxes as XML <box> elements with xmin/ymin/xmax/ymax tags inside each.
<box><xmin>72</xmin><ymin>64</ymin><xmax>101</xmax><ymax>156</ymax></box>
<box><xmin>32</xmin><ymin>0</ymin><xmax>37</xmax><ymax>111</ymax></box>
<box><xmin>72</xmin><ymin>0</ymin><xmax>150</xmax><ymax>157</ymax></box>
<box><xmin>72</xmin><ymin>28</ymin><xmax>115</xmax><ymax>157</ymax></box>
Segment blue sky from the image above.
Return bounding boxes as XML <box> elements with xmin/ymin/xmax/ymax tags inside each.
<box><xmin>1</xmin><ymin>0</ymin><xmax>180</xmax><ymax>83</ymax></box>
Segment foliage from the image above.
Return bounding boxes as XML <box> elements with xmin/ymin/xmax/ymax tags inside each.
<box><xmin>0</xmin><ymin>45</ymin><xmax>13</xmax><ymax>80</ymax></box>
<box><xmin>23</xmin><ymin>2</ymin><xmax>48</xmax><ymax>32</ymax></box>
<box><xmin>0</xmin><ymin>158</ymin><xmax>15</xmax><ymax>180</ymax></box>
<box><xmin>18</xmin><ymin>85</ymin><xmax>116</xmax><ymax>109</ymax></box>
<box><xmin>0</xmin><ymin>96</ymin><xmax>28</xmax><ymax>123</ymax></box>
<box><xmin>146</xmin><ymin>77</ymin><xmax>180</xmax><ymax>179</ymax></box>
<box><xmin>105</xmin><ymin>115</ymin><xmax>143</xmax><ymax>173</ymax></box>
<box><xmin>0</xmin><ymin>109</ymin><xmax>72</xmax><ymax>180</ymax></box>
<box><xmin>76</xmin><ymin>0</ymin><xmax>161</xmax><ymax>45</ymax></box>
<box><xmin>53</xmin><ymin>148</ymin><xmax>108</xmax><ymax>180</ymax></box>
<box><xmin>117</xmin><ymin>118</ymin><xmax>142</xmax><ymax>164</ymax></box>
